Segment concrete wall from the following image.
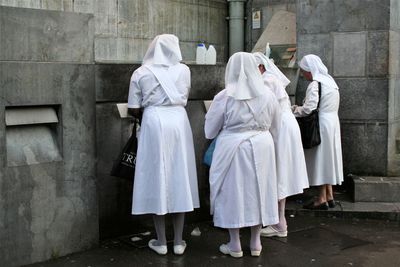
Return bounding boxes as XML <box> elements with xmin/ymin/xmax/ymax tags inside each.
<box><xmin>0</xmin><ymin>6</ymin><xmax>98</xmax><ymax>267</ymax></box>
<box><xmin>296</xmin><ymin>0</ymin><xmax>391</xmax><ymax>176</ymax></box>
<box><xmin>0</xmin><ymin>0</ymin><xmax>228</xmax><ymax>63</ymax></box>
<box><xmin>388</xmin><ymin>0</ymin><xmax>400</xmax><ymax>176</ymax></box>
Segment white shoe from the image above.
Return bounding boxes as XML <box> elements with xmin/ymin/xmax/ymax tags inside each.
<box><xmin>250</xmin><ymin>247</ymin><xmax>262</xmax><ymax>257</ymax></box>
<box><xmin>219</xmin><ymin>244</ymin><xmax>243</xmax><ymax>258</ymax></box>
<box><xmin>173</xmin><ymin>240</ymin><xmax>187</xmax><ymax>255</ymax></box>
<box><xmin>260</xmin><ymin>226</ymin><xmax>288</xmax><ymax>237</ymax></box>
<box><xmin>148</xmin><ymin>239</ymin><xmax>167</xmax><ymax>255</ymax></box>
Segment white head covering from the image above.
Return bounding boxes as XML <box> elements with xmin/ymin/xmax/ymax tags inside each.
<box><xmin>225</xmin><ymin>52</ymin><xmax>266</xmax><ymax>100</ymax></box>
<box><xmin>142</xmin><ymin>34</ymin><xmax>182</xmax><ymax>66</ymax></box>
<box><xmin>299</xmin><ymin>54</ymin><xmax>338</xmax><ymax>89</ymax></box>
<box><xmin>253</xmin><ymin>52</ymin><xmax>290</xmax><ymax>88</ymax></box>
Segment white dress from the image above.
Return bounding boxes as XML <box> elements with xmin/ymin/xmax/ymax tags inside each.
<box><xmin>263</xmin><ymin>74</ymin><xmax>309</xmax><ymax>199</ymax></box>
<box><xmin>128</xmin><ymin>63</ymin><xmax>200</xmax><ymax>215</ymax></box>
<box><xmin>294</xmin><ymin>81</ymin><xmax>343</xmax><ymax>186</ymax></box>
<box><xmin>205</xmin><ymin>89</ymin><xmax>281</xmax><ymax>228</ymax></box>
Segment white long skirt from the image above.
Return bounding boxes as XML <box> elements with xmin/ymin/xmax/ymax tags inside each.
<box><xmin>275</xmin><ymin>111</ymin><xmax>309</xmax><ymax>200</ymax></box>
<box><xmin>132</xmin><ymin>105</ymin><xmax>200</xmax><ymax>215</ymax></box>
<box><xmin>211</xmin><ymin>131</ymin><xmax>279</xmax><ymax>228</ymax></box>
<box><xmin>304</xmin><ymin>112</ymin><xmax>343</xmax><ymax>186</ymax></box>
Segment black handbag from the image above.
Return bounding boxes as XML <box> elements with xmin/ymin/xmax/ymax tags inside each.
<box><xmin>110</xmin><ymin>120</ymin><xmax>138</xmax><ymax>179</ymax></box>
<box><xmin>296</xmin><ymin>82</ymin><xmax>322</xmax><ymax>149</ymax></box>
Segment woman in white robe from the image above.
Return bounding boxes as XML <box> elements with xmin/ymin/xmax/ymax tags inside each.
<box><xmin>253</xmin><ymin>52</ymin><xmax>309</xmax><ymax>237</ymax></box>
<box><xmin>205</xmin><ymin>52</ymin><xmax>281</xmax><ymax>258</ymax></box>
<box><xmin>293</xmin><ymin>54</ymin><xmax>343</xmax><ymax>210</ymax></box>
<box><xmin>127</xmin><ymin>34</ymin><xmax>199</xmax><ymax>255</ymax></box>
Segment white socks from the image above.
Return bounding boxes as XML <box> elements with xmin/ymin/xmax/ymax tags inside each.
<box><xmin>250</xmin><ymin>224</ymin><xmax>262</xmax><ymax>251</ymax></box>
<box><xmin>153</xmin><ymin>215</ymin><xmax>167</xmax><ymax>246</ymax></box>
<box><xmin>228</xmin><ymin>228</ymin><xmax>242</xmax><ymax>252</ymax></box>
<box><xmin>172</xmin><ymin>213</ymin><xmax>185</xmax><ymax>245</ymax></box>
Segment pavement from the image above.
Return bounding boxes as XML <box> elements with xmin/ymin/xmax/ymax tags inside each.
<box><xmin>25</xmin><ymin>214</ymin><xmax>400</xmax><ymax>267</ymax></box>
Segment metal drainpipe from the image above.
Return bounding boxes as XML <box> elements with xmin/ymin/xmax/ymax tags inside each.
<box><xmin>227</xmin><ymin>0</ymin><xmax>246</xmax><ymax>56</ymax></box>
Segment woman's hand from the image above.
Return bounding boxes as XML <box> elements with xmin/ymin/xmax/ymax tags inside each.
<box><xmin>128</xmin><ymin>108</ymin><xmax>142</xmax><ymax>123</ymax></box>
<box><xmin>291</xmin><ymin>105</ymin><xmax>298</xmax><ymax>113</ymax></box>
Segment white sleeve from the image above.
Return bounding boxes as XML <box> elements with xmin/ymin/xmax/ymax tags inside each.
<box><xmin>204</xmin><ymin>90</ymin><xmax>227</xmax><ymax>139</ymax></box>
<box><xmin>293</xmin><ymin>81</ymin><xmax>319</xmax><ymax>117</ymax></box>
<box><xmin>127</xmin><ymin>71</ymin><xmax>142</xmax><ymax>108</ymax></box>
<box><xmin>269</xmin><ymin>96</ymin><xmax>282</xmax><ymax>140</ymax></box>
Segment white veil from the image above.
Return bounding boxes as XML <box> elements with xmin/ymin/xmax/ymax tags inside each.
<box><xmin>299</xmin><ymin>54</ymin><xmax>338</xmax><ymax>89</ymax></box>
<box><xmin>253</xmin><ymin>52</ymin><xmax>290</xmax><ymax>88</ymax></box>
<box><xmin>142</xmin><ymin>34</ymin><xmax>182</xmax><ymax>66</ymax></box>
<box><xmin>225</xmin><ymin>52</ymin><xmax>266</xmax><ymax>100</ymax></box>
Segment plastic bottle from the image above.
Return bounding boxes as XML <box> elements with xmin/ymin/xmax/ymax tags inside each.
<box><xmin>205</xmin><ymin>45</ymin><xmax>217</xmax><ymax>65</ymax></box>
<box><xmin>196</xmin><ymin>43</ymin><xmax>207</xmax><ymax>64</ymax></box>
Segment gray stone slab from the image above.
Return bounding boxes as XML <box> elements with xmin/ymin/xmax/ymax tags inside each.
<box><xmin>388</xmin><ymin>121</ymin><xmax>400</xmax><ymax>176</ymax></box>
<box><xmin>333</xmin><ymin>0</ymin><xmax>390</xmax><ymax>32</ymax></box>
<box><xmin>95</xmin><ymin>63</ymin><xmax>136</xmax><ymax>102</ymax></box>
<box><xmin>368</xmin><ymin>31</ymin><xmax>389</xmax><ymax>77</ymax></box>
<box><xmin>297</xmin><ymin>0</ymin><xmax>390</xmax><ymax>34</ymax></box>
<box><xmin>94</xmin><ymin>0</ymin><xmax>118</xmax><ymax>37</ymax></box>
<box><xmin>297</xmin><ymin>33</ymin><xmax>332</xmax><ymax>71</ymax></box>
<box><xmin>332</xmin><ymin>0</ymin><xmax>368</xmax><ymax>32</ymax></box>
<box><xmin>389</xmin><ymin>30</ymin><xmax>400</xmax><ymax>78</ymax></box>
<box><xmin>352</xmin><ymin>176</ymin><xmax>400</xmax><ymax>202</ymax></box>
<box><xmin>0</xmin><ymin>0</ymin><xmax>41</xmax><ymax>8</ymax></box>
<box><xmin>1</xmin><ymin>62</ymin><xmax>94</xmax><ymax>105</ymax></box>
<box><xmin>337</xmin><ymin>78</ymin><xmax>388</xmax><ymax>121</ymax></box>
<box><xmin>393</xmin><ymin>78</ymin><xmax>400</xmax><ymax>120</ymax></box>
<box><xmin>62</xmin><ymin>64</ymin><xmax>96</xmax><ymax>179</ymax></box>
<box><xmin>0</xmin><ymin>6</ymin><xmax>94</xmax><ymax>63</ymax></box>
<box><xmin>297</xmin><ymin>0</ymin><xmax>336</xmax><ymax>34</ymax></box>
<box><xmin>41</xmin><ymin>0</ymin><xmax>64</xmax><ymax>11</ymax></box>
<box><xmin>341</xmin><ymin>122</ymin><xmax>387</xmax><ymax>176</ymax></box>
<box><xmin>72</xmin><ymin>0</ymin><xmax>94</xmax><ymax>14</ymax></box>
<box><xmin>95</xmin><ymin>63</ymin><xmax>225</xmax><ymax>102</ymax></box>
<box><xmin>188</xmin><ymin>64</ymin><xmax>225</xmax><ymax>100</ymax></box>
<box><xmin>366</xmin><ymin>0</ymin><xmax>390</xmax><ymax>31</ymax></box>
<box><xmin>391</xmin><ymin>0</ymin><xmax>400</xmax><ymax>31</ymax></box>
<box><xmin>333</xmin><ymin>32</ymin><xmax>367</xmax><ymax>77</ymax></box>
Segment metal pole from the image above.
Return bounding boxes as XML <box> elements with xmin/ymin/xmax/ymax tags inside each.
<box><xmin>227</xmin><ymin>0</ymin><xmax>246</xmax><ymax>56</ymax></box>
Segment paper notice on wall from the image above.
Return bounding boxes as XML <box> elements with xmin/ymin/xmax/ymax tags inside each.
<box><xmin>252</xmin><ymin>10</ymin><xmax>261</xmax><ymax>29</ymax></box>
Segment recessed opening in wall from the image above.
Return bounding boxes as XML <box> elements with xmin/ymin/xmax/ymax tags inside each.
<box><xmin>5</xmin><ymin>105</ymin><xmax>62</xmax><ymax>167</ymax></box>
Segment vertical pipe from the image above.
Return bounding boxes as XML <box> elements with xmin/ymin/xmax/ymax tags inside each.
<box><xmin>227</xmin><ymin>0</ymin><xmax>246</xmax><ymax>56</ymax></box>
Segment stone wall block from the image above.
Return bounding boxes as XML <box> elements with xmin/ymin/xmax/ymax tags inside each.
<box><xmin>1</xmin><ymin>62</ymin><xmax>65</xmax><ymax>105</ymax></box>
<box><xmin>297</xmin><ymin>0</ymin><xmax>336</xmax><ymax>34</ymax></box>
<box><xmin>388</xmin><ymin>121</ymin><xmax>400</xmax><ymax>175</ymax></box>
<box><xmin>333</xmin><ymin>32</ymin><xmax>367</xmax><ymax>77</ymax></box>
<box><xmin>41</xmin><ymin>0</ymin><xmax>64</xmax><ymax>11</ymax></box>
<box><xmin>94</xmin><ymin>0</ymin><xmax>117</xmax><ymax>37</ymax></box>
<box><xmin>341</xmin><ymin>122</ymin><xmax>388</xmax><ymax>176</ymax></box>
<box><xmin>0</xmin><ymin>0</ymin><xmax>41</xmax><ymax>9</ymax></box>
<box><xmin>366</xmin><ymin>0</ymin><xmax>390</xmax><ymax>30</ymax></box>
<box><xmin>367</xmin><ymin>31</ymin><xmax>389</xmax><ymax>77</ymax></box>
<box><xmin>0</xmin><ymin>6</ymin><xmax>94</xmax><ymax>63</ymax></box>
<box><xmin>389</xmin><ymin>30</ymin><xmax>400</xmax><ymax>78</ymax></box>
<box><xmin>73</xmin><ymin>0</ymin><xmax>94</xmax><ymax>14</ymax></box>
<box><xmin>391</xmin><ymin>0</ymin><xmax>400</xmax><ymax>30</ymax></box>
<box><xmin>95</xmin><ymin>63</ymin><xmax>135</xmax><ymax>102</ymax></box>
<box><xmin>188</xmin><ymin>65</ymin><xmax>225</xmax><ymax>100</ymax></box>
<box><xmin>297</xmin><ymin>33</ymin><xmax>332</xmax><ymax>70</ymax></box>
<box><xmin>337</xmin><ymin>78</ymin><xmax>388</xmax><ymax>121</ymax></box>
